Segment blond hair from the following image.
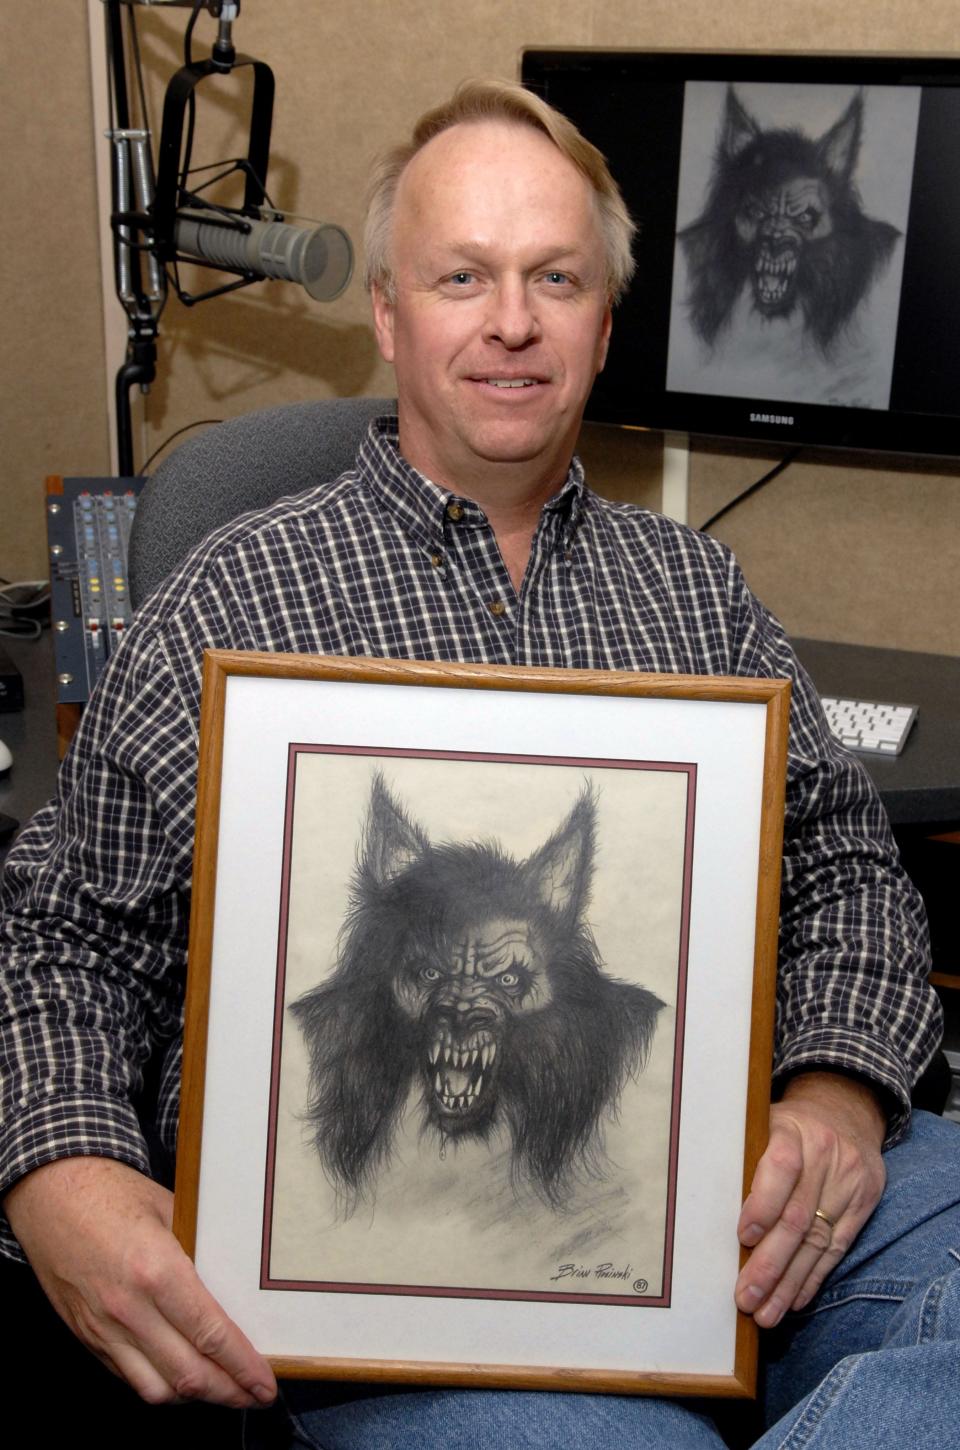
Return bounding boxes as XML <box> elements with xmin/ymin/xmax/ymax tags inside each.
<box><xmin>364</xmin><ymin>78</ymin><xmax>636</xmax><ymax>303</ymax></box>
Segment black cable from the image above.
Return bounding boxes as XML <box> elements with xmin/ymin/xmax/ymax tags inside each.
<box><xmin>179</xmin><ymin>2</ymin><xmax>206</xmax><ymax>199</ymax></box>
<box><xmin>181</xmin><ymin>97</ymin><xmax>197</xmax><ymax>200</ymax></box>
<box><xmin>128</xmin><ymin>4</ymin><xmax>151</xmax><ymax>133</ymax></box>
<box><xmin>106</xmin><ymin>224</ymin><xmax>158</xmax><ymax>253</ymax></box>
<box><xmin>0</xmin><ymin>579</ymin><xmax>48</xmax><ymax>640</ymax></box>
<box><xmin>0</xmin><ymin>614</ymin><xmax>42</xmax><ymax>642</ymax></box>
<box><xmin>184</xmin><ymin>0</ymin><xmax>204</xmax><ymax>66</ymax></box>
<box><xmin>698</xmin><ymin>447</ymin><xmax>802</xmax><ymax>533</ymax></box>
<box><xmin>140</xmin><ymin>419</ymin><xmax>223</xmax><ymax>474</ymax></box>
<box><xmin>104</xmin><ymin>1</ymin><xmax>117</xmax><ymax>133</ymax></box>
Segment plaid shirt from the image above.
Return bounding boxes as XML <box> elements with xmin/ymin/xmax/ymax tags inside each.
<box><xmin>0</xmin><ymin>417</ymin><xmax>939</xmax><ymax>1259</ymax></box>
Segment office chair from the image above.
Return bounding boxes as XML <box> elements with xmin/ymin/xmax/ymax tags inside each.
<box><xmin>128</xmin><ymin>396</ymin><xmax>394</xmax><ymax>609</ymax></box>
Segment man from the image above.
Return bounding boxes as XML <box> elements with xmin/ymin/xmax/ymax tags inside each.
<box><xmin>1</xmin><ymin>80</ymin><xmax>957</xmax><ymax>1448</ymax></box>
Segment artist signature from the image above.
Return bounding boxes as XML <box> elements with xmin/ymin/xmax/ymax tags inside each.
<box><xmin>550</xmin><ymin>1263</ymin><xmax>648</xmax><ymax>1293</ymax></box>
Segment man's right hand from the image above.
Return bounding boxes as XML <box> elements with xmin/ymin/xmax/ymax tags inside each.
<box><xmin>3</xmin><ymin>1156</ymin><xmax>277</xmax><ymax>1407</ymax></box>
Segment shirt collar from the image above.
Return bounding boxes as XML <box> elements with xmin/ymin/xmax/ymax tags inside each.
<box><xmin>357</xmin><ymin>415</ymin><xmax>586</xmax><ymax>552</ymax></box>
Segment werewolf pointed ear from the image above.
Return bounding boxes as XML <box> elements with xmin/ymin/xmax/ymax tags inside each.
<box><xmin>361</xmin><ymin>772</ymin><xmax>429</xmax><ymax>884</ymax></box>
<box><xmin>818</xmin><ymin>91</ymin><xmax>863</xmax><ymax>184</ymax></box>
<box><xmin>721</xmin><ymin>86</ymin><xmax>761</xmax><ymax>161</ymax></box>
<box><xmin>523</xmin><ymin>788</ymin><xmax>595</xmax><ymax>928</ymax></box>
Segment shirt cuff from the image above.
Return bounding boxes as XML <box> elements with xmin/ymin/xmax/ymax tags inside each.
<box><xmin>0</xmin><ymin>1092</ymin><xmax>151</xmax><ymax>1263</ymax></box>
<box><xmin>772</xmin><ymin>1024</ymin><xmax>914</xmax><ymax>1148</ymax></box>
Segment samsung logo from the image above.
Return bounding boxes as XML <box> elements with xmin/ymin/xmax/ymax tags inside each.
<box><xmin>750</xmin><ymin>412</ymin><xmax>795</xmax><ymax>425</ymax></box>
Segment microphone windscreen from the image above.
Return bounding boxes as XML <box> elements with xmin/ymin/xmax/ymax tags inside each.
<box><xmin>174</xmin><ymin>212</ymin><xmax>354</xmax><ymax>302</ymax></box>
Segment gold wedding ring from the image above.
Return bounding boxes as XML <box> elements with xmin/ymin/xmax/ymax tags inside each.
<box><xmin>814</xmin><ymin>1207</ymin><xmax>836</xmax><ymax>1230</ymax></box>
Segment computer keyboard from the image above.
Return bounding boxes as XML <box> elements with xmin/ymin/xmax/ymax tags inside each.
<box><xmin>820</xmin><ymin>696</ymin><xmax>918</xmax><ymax>756</ymax></box>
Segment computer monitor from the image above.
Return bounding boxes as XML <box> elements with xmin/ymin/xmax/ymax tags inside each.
<box><xmin>521</xmin><ymin>50</ymin><xmax>960</xmax><ymax>459</ymax></box>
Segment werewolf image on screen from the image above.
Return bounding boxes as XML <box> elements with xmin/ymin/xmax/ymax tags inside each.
<box><xmin>679</xmin><ymin>87</ymin><xmax>900</xmax><ymax>354</ymax></box>
<box><xmin>290</xmin><ymin>774</ymin><xmax>664</xmax><ymax>1210</ymax></box>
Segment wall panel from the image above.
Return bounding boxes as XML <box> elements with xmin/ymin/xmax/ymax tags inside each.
<box><xmin>0</xmin><ymin>6</ymin><xmax>110</xmax><ymax>582</ymax></box>
<box><xmin>2</xmin><ymin>2</ymin><xmax>957</xmax><ymax>655</ymax></box>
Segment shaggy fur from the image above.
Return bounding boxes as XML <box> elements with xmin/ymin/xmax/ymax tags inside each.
<box><xmin>291</xmin><ymin>776</ymin><xmax>663</xmax><ymax>1209</ymax></box>
<box><xmin>680</xmin><ymin>87</ymin><xmax>899</xmax><ymax>353</ymax></box>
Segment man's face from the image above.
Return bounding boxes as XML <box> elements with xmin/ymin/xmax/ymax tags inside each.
<box><xmin>371</xmin><ymin>120</ymin><xmax>612</xmax><ymax>493</ymax></box>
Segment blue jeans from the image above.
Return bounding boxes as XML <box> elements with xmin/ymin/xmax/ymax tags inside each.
<box><xmin>254</xmin><ymin>1112</ymin><xmax>960</xmax><ymax>1449</ymax></box>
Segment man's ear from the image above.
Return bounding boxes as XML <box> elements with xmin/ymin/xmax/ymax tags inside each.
<box><xmin>370</xmin><ymin>281</ymin><xmax>396</xmax><ymax>365</ymax></box>
<box><xmin>596</xmin><ymin>305</ymin><xmax>613</xmax><ymax>374</ymax></box>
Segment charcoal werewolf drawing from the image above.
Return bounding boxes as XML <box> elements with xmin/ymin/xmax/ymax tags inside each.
<box><xmin>290</xmin><ymin>775</ymin><xmax>664</xmax><ymax>1210</ymax></box>
<box><xmin>680</xmin><ymin>87</ymin><xmax>900</xmax><ymax>353</ymax></box>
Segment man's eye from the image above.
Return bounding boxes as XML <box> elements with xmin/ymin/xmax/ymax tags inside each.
<box><xmin>543</xmin><ymin>272</ymin><xmax>571</xmax><ymax>285</ymax></box>
<box><xmin>448</xmin><ymin>272</ymin><xmax>475</xmax><ymax>285</ymax></box>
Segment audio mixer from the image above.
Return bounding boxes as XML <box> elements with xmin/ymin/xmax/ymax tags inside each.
<box><xmin>46</xmin><ymin>478</ymin><xmax>145</xmax><ymax>706</ymax></box>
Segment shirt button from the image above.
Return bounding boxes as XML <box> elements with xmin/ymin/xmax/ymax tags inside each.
<box><xmin>488</xmin><ymin>600</ymin><xmax>507</xmax><ymax>617</ymax></box>
<box><xmin>430</xmin><ymin>553</ymin><xmax>443</xmax><ymax>568</ymax></box>
<box><xmin>446</xmin><ymin>501</ymin><xmax>464</xmax><ymax>521</ymax></box>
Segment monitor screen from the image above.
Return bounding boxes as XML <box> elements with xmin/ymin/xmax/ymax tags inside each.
<box><xmin>521</xmin><ymin>50</ymin><xmax>960</xmax><ymax>459</ymax></box>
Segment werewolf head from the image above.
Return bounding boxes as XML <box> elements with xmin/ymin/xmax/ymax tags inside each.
<box><xmin>679</xmin><ymin>87</ymin><xmax>900</xmax><ymax>352</ymax></box>
<box><xmin>290</xmin><ymin>775</ymin><xmax>663</xmax><ymax>1208</ymax></box>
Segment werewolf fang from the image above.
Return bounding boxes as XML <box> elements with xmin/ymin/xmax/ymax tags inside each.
<box><xmin>680</xmin><ymin>87</ymin><xmax>899</xmax><ymax>352</ymax></box>
<box><xmin>290</xmin><ymin>775</ymin><xmax>663</xmax><ymax>1208</ymax></box>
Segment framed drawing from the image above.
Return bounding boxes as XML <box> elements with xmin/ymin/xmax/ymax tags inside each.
<box><xmin>175</xmin><ymin>651</ymin><xmax>790</xmax><ymax>1397</ymax></box>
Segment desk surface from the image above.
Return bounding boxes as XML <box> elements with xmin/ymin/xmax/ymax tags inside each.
<box><xmin>0</xmin><ymin>631</ymin><xmax>58</xmax><ymax>850</ymax></box>
<box><xmin>794</xmin><ymin>638</ymin><xmax>960</xmax><ymax>831</ymax></box>
<box><xmin>1</xmin><ymin>633</ymin><xmax>957</xmax><ymax>860</ymax></box>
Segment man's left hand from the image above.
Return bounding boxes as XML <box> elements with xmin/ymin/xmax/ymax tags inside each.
<box><xmin>735</xmin><ymin>1071</ymin><xmax>887</xmax><ymax>1328</ymax></box>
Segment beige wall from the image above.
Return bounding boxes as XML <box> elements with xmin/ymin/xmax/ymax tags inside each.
<box><xmin>2</xmin><ymin>2</ymin><xmax>958</xmax><ymax>654</ymax></box>
<box><xmin>0</xmin><ymin>6</ymin><xmax>112</xmax><ymax>582</ymax></box>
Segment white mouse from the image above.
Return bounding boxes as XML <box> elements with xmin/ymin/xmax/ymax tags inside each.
<box><xmin>0</xmin><ymin>738</ymin><xmax>12</xmax><ymax>774</ymax></box>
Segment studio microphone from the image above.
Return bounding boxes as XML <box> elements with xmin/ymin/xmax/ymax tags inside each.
<box><xmin>173</xmin><ymin>208</ymin><xmax>354</xmax><ymax>302</ymax></box>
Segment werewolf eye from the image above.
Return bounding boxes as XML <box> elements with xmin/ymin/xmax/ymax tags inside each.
<box><xmin>497</xmin><ymin>972</ymin><xmax>519</xmax><ymax>988</ymax></box>
<box><xmin>418</xmin><ymin>965</ymin><xmax>442</xmax><ymax>983</ymax></box>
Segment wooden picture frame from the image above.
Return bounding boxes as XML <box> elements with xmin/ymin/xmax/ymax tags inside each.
<box><xmin>174</xmin><ymin>651</ymin><xmax>790</xmax><ymax>1398</ymax></box>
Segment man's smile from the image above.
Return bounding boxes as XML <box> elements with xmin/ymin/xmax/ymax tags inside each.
<box><xmin>482</xmin><ymin>377</ymin><xmax>540</xmax><ymax>388</ymax></box>
<box><xmin>466</xmin><ymin>374</ymin><xmax>549</xmax><ymax>393</ymax></box>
